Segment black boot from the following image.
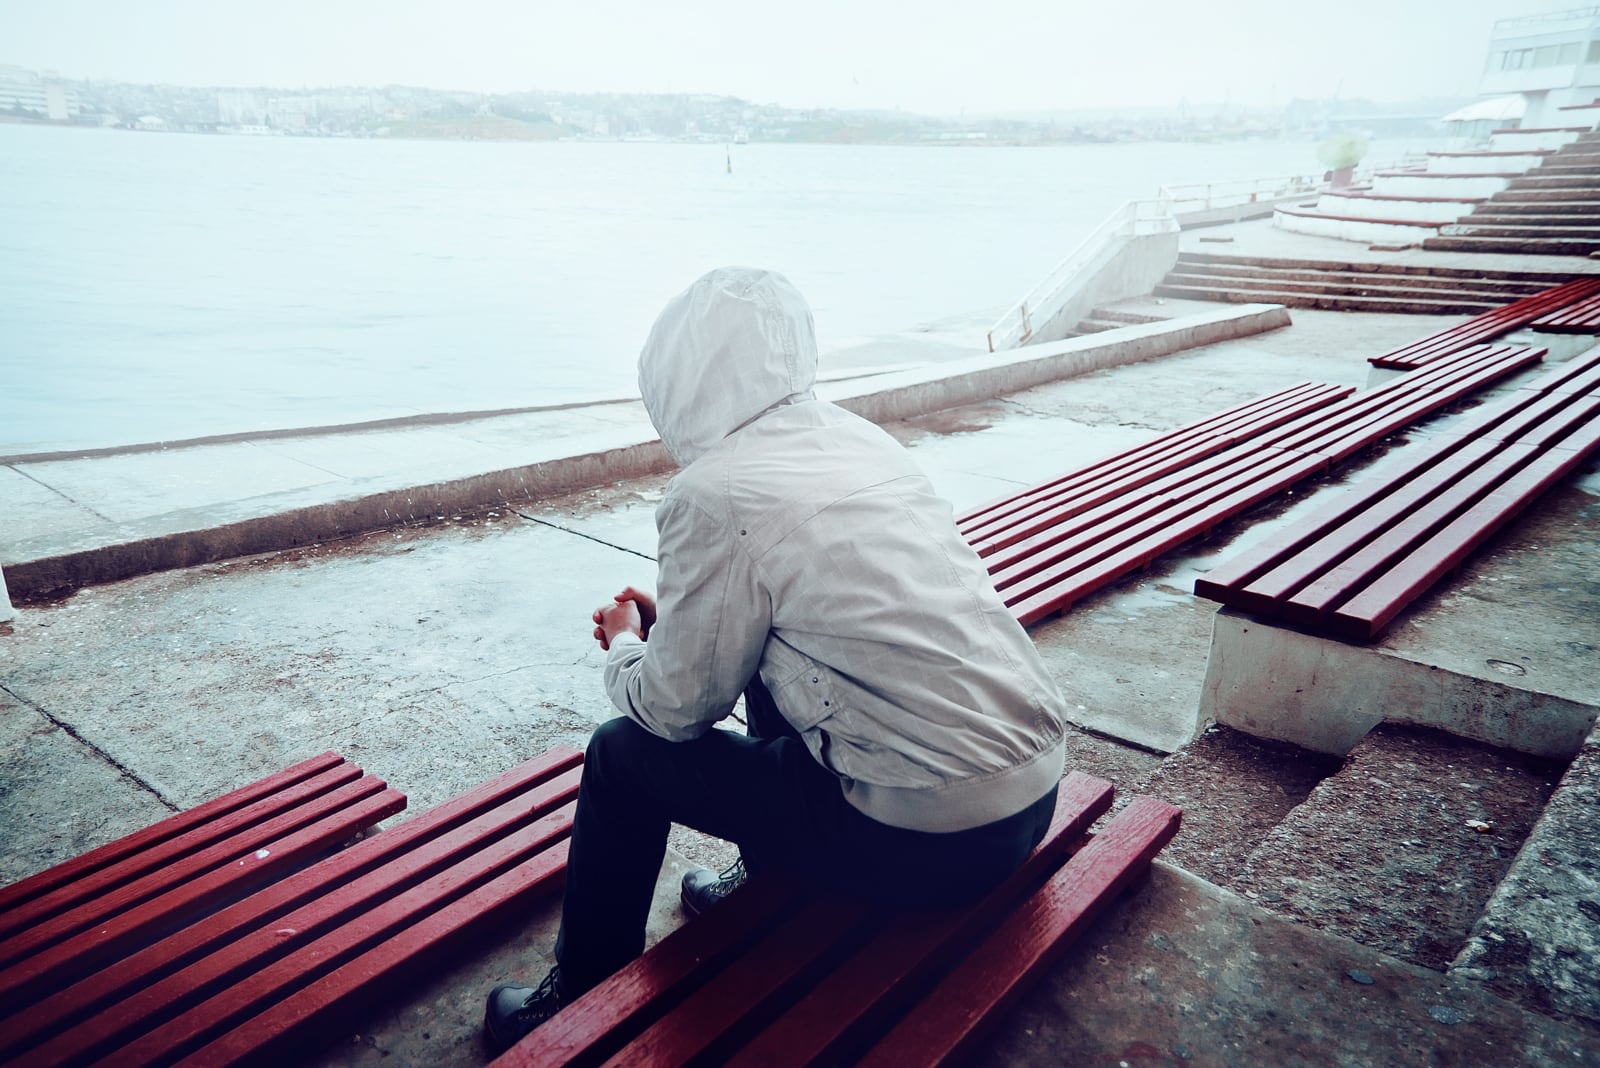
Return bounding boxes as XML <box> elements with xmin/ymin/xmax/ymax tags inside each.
<box><xmin>484</xmin><ymin>966</ymin><xmax>564</xmax><ymax>1053</ymax></box>
<box><xmin>680</xmin><ymin>858</ymin><xmax>747</xmax><ymax>917</ymax></box>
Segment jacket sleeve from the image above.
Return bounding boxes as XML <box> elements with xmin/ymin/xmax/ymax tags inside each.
<box><xmin>603</xmin><ymin>494</ymin><xmax>770</xmax><ymax>741</ymax></box>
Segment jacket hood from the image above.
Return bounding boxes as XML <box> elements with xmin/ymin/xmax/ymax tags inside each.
<box><xmin>638</xmin><ymin>267</ymin><xmax>818</xmax><ymax>466</ymax></box>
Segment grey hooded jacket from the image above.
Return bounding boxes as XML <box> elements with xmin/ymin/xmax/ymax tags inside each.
<box><xmin>604</xmin><ymin>267</ymin><xmax>1067</xmax><ymax>834</ymax></box>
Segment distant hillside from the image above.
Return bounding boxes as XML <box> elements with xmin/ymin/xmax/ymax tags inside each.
<box><xmin>372</xmin><ymin>114</ymin><xmax>565</xmax><ymax>141</ymax></box>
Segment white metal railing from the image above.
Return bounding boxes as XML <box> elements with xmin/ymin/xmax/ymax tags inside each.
<box><xmin>986</xmin><ymin>199</ymin><xmax>1178</xmax><ymax>352</ymax></box>
<box><xmin>1156</xmin><ymin>174</ymin><xmax>1320</xmax><ymax>216</ymax></box>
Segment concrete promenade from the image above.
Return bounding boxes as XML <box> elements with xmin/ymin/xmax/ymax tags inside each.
<box><xmin>4</xmin><ymin>219</ymin><xmax>1600</xmax><ymax>1065</ymax></box>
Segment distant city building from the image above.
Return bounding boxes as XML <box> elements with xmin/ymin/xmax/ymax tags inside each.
<box><xmin>1479</xmin><ymin>5</ymin><xmax>1600</xmax><ymax>126</ymax></box>
<box><xmin>0</xmin><ymin>64</ymin><xmax>79</xmax><ymax>119</ymax></box>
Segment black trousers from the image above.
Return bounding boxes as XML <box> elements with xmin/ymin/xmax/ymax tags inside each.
<box><xmin>553</xmin><ymin>681</ymin><xmax>1057</xmax><ymax>996</ymax></box>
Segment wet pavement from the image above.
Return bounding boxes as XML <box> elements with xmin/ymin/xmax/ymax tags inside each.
<box><xmin>4</xmin><ymin>217</ymin><xmax>1600</xmax><ymax>1065</ymax></box>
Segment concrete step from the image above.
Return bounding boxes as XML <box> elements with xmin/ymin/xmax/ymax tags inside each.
<box><xmin>1508</xmin><ymin>175</ymin><xmax>1600</xmax><ymax>191</ymax></box>
<box><xmin>1233</xmin><ymin>723</ymin><xmax>1564</xmax><ymax>971</ymax></box>
<box><xmin>1168</xmin><ymin>260</ymin><xmax>1553</xmax><ymax>296</ymax></box>
<box><xmin>1422</xmin><ymin>235</ymin><xmax>1600</xmax><ymax>256</ymax></box>
<box><xmin>1440</xmin><ymin>224</ymin><xmax>1600</xmax><ymax>240</ymax></box>
<box><xmin>1086</xmin><ymin>306</ymin><xmax>1169</xmax><ymax>325</ymax></box>
<box><xmin>1161</xmin><ymin>270</ymin><xmax>1527</xmax><ymax>305</ymax></box>
<box><xmin>1493</xmin><ymin>188</ymin><xmax>1600</xmax><ymax>203</ymax></box>
<box><xmin>1119</xmin><ymin>724</ymin><xmax>1337</xmax><ymax>887</ymax></box>
<box><xmin>1172</xmin><ymin>250</ymin><xmax>1586</xmax><ymax>284</ymax></box>
<box><xmin>1071</xmin><ymin>317</ymin><xmax>1133</xmax><ymax>334</ymax></box>
<box><xmin>1465</xmin><ymin>210</ymin><xmax>1600</xmax><ymax>227</ymax></box>
<box><xmin>1451</xmin><ymin>724</ymin><xmax>1600</xmax><ymax>1028</ymax></box>
<box><xmin>1152</xmin><ymin>283</ymin><xmax>1500</xmax><ymax>315</ymax></box>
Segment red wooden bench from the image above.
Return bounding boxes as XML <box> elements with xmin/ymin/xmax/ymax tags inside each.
<box><xmin>0</xmin><ymin>747</ymin><xmax>583</xmax><ymax>1067</ymax></box>
<box><xmin>964</xmin><ymin>343</ymin><xmax>1544</xmax><ymax>627</ymax></box>
<box><xmin>1369</xmin><ymin>275</ymin><xmax>1600</xmax><ymax>370</ymax></box>
<box><xmin>1194</xmin><ymin>347</ymin><xmax>1600</xmax><ymax>639</ymax></box>
<box><xmin>492</xmin><ymin>773</ymin><xmax>1181</xmax><ymax>1067</ymax></box>
<box><xmin>1531</xmin><ymin>289</ymin><xmax>1600</xmax><ymax>333</ymax></box>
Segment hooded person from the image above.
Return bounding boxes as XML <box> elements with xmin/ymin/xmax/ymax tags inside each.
<box><xmin>484</xmin><ymin>266</ymin><xmax>1068</xmax><ymax>1052</ymax></box>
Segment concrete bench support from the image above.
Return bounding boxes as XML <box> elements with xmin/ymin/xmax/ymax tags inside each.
<box><xmin>1197</xmin><ymin>606</ymin><xmax>1598</xmax><ymax>759</ymax></box>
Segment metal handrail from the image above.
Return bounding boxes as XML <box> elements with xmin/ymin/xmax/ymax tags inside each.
<box><xmin>1156</xmin><ymin>174</ymin><xmax>1319</xmax><ymax>214</ymax></box>
<box><xmin>986</xmin><ymin>199</ymin><xmax>1177</xmax><ymax>353</ymax></box>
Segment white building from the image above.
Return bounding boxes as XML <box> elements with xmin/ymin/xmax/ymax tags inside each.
<box><xmin>0</xmin><ymin>65</ymin><xmax>79</xmax><ymax>120</ymax></box>
<box><xmin>1479</xmin><ymin>6</ymin><xmax>1600</xmax><ymax>126</ymax></box>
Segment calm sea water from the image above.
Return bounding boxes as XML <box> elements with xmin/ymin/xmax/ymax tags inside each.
<box><xmin>2</xmin><ymin>124</ymin><xmax>1430</xmax><ymax>454</ymax></box>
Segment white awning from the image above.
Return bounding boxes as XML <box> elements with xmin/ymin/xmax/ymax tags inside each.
<box><xmin>1441</xmin><ymin>96</ymin><xmax>1526</xmax><ymax>123</ymax></box>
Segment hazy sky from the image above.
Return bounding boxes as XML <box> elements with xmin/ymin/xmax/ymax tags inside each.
<box><xmin>1</xmin><ymin>1</ymin><xmax>1583</xmax><ymax>115</ymax></box>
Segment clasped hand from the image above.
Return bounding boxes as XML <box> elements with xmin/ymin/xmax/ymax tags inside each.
<box><xmin>592</xmin><ymin>586</ymin><xmax>656</xmax><ymax>651</ymax></box>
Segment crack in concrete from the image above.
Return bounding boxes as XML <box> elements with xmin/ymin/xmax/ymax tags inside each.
<box><xmin>509</xmin><ymin>508</ymin><xmax>658</xmax><ymax>563</ymax></box>
<box><xmin>7</xmin><ymin>464</ymin><xmax>117</xmax><ymax>524</ymax></box>
<box><xmin>385</xmin><ymin>661</ymin><xmax>581</xmax><ymax>704</ymax></box>
<box><xmin>0</xmin><ymin>682</ymin><xmax>180</xmax><ymax>812</ymax></box>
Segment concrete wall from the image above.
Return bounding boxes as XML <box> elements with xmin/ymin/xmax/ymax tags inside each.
<box><xmin>1426</xmin><ymin>152</ymin><xmax>1546</xmax><ymax>174</ymax></box>
<box><xmin>1314</xmin><ymin>192</ymin><xmax>1473</xmax><ymax>224</ymax></box>
<box><xmin>1028</xmin><ymin>230</ymin><xmax>1182</xmax><ymax>345</ymax></box>
<box><xmin>1491</xmin><ymin>128</ymin><xmax>1584</xmax><ymax>152</ymax></box>
<box><xmin>1374</xmin><ymin>174</ymin><xmax>1513</xmax><ymax>199</ymax></box>
<box><xmin>1198</xmin><ymin>608</ymin><xmax>1599</xmax><ymax>760</ymax></box>
<box><xmin>0</xmin><ymin>567</ymin><xmax>13</xmax><ymax>623</ymax></box>
<box><xmin>1273</xmin><ymin>209</ymin><xmax>1438</xmax><ymax>246</ymax></box>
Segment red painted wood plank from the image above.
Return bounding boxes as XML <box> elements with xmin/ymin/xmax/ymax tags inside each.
<box><xmin>11</xmin><ymin>763</ymin><xmax>583</xmax><ymax>1066</ymax></box>
<box><xmin>970</xmin><ymin>385</ymin><xmax>1349</xmax><ymax>564</ymax></box>
<box><xmin>176</xmin><ymin>831</ymin><xmax>576</xmax><ymax>1068</ymax></box>
<box><xmin>111</xmin><ymin>803</ymin><xmax>578</xmax><ymax>1068</ymax></box>
<box><xmin>0</xmin><ymin>770</ymin><xmax>390</xmax><ymax>975</ymax></box>
<box><xmin>1374</xmin><ymin>278</ymin><xmax>1600</xmax><ymax>368</ymax></box>
<box><xmin>1008</xmin><ymin>450</ymin><xmax>1326</xmax><ymax>626</ymax></box>
<box><xmin>1332</xmin><ymin>439</ymin><xmax>1599</xmax><ymax>638</ymax></box>
<box><xmin>1238</xmin><ymin>439</ymin><xmax>1503</xmax><ymax>609</ymax></box>
<box><xmin>604</xmin><ymin>897</ymin><xmax>879</xmax><ymax>1067</ymax></box>
<box><xmin>955</xmin><ymin>385</ymin><xmax>1313</xmax><ymax>527</ymax></box>
<box><xmin>958</xmin><ymin>383</ymin><xmax>1346</xmax><ymax>538</ymax></box>
<box><xmin>854</xmin><ymin>796</ymin><xmax>1182</xmax><ymax>1068</ymax></box>
<box><xmin>0</xmin><ymin>753</ymin><xmax>348</xmax><ymax>916</ymax></box>
<box><xmin>722</xmin><ymin>772</ymin><xmax>1114</xmax><ymax>1068</ymax></box>
<box><xmin>0</xmin><ymin>757</ymin><xmax>360</xmax><ymax>944</ymax></box>
<box><xmin>1288</xmin><ymin>443</ymin><xmax>1541</xmax><ymax>619</ymax></box>
<box><xmin>1490</xmin><ymin>392</ymin><xmax>1600</xmax><ymax>448</ymax></box>
<box><xmin>1524</xmin><ymin>354</ymin><xmax>1600</xmax><ymax>396</ymax></box>
<box><xmin>1272</xmin><ymin>347</ymin><xmax>1543</xmax><ymax>463</ymax></box>
<box><xmin>0</xmin><ymin>747</ymin><xmax>579</xmax><ymax>1063</ymax></box>
<box><xmin>0</xmin><ymin>779</ymin><xmax>404</xmax><ymax>1009</ymax></box>
<box><xmin>495</xmin><ymin>878</ymin><xmax>808</xmax><ymax>1068</ymax></box>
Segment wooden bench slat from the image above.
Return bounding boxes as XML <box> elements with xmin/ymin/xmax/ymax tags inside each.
<box><xmin>496</xmin><ymin>879</ymin><xmax>809</xmax><ymax>1068</ymax></box>
<box><xmin>1287</xmin><ymin>443</ymin><xmax>1539</xmax><ymax>618</ymax></box>
<box><xmin>1529</xmin><ymin>356</ymin><xmax>1600</xmax><ymax>397</ymax></box>
<box><xmin>603</xmin><ymin>897</ymin><xmax>880</xmax><ymax>1066</ymax></box>
<box><xmin>0</xmin><ymin>752</ymin><xmax>348</xmax><ymax>916</ymax></box>
<box><xmin>959</xmin><ymin>383</ymin><xmax>1348</xmax><ymax>541</ymax></box>
<box><xmin>11</xmin><ymin>761</ymin><xmax>583</xmax><ymax>1066</ymax></box>
<box><xmin>112</xmin><ymin>802</ymin><xmax>577</xmax><ymax>1068</ymax></box>
<box><xmin>1240</xmin><ymin>438</ymin><xmax>1504</xmax><ymax>609</ymax></box>
<box><xmin>1007</xmin><ymin>450</ymin><xmax>1327</xmax><ymax>626</ymax></box>
<box><xmin>0</xmin><ymin>748</ymin><xmax>576</xmax><ymax>1062</ymax></box>
<box><xmin>1331</xmin><ymin>438</ymin><xmax>1600</xmax><ymax>638</ymax></box>
<box><xmin>0</xmin><ymin>777</ymin><xmax>403</xmax><ymax>1006</ymax></box>
<box><xmin>1191</xmin><ymin>432</ymin><xmax>1495</xmax><ymax>611</ymax></box>
<box><xmin>854</xmin><ymin>796</ymin><xmax>1182</xmax><ymax>1068</ymax></box>
<box><xmin>719</xmin><ymin>772</ymin><xmax>1114</xmax><ymax>1068</ymax></box>
<box><xmin>1532</xmin><ymin>291</ymin><xmax>1600</xmax><ymax>332</ymax></box>
<box><xmin>179</xmin><ymin>827</ymin><xmax>576</xmax><ymax>1068</ymax></box>
<box><xmin>1374</xmin><ymin>277</ymin><xmax>1600</xmax><ymax>368</ymax></box>
<box><xmin>0</xmin><ymin>760</ymin><xmax>365</xmax><ymax>947</ymax></box>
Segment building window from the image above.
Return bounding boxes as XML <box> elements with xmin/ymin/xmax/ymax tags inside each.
<box><xmin>1559</xmin><ymin>41</ymin><xmax>1581</xmax><ymax>64</ymax></box>
<box><xmin>1535</xmin><ymin>44</ymin><xmax>1560</xmax><ymax>66</ymax></box>
<box><xmin>1589</xmin><ymin>38</ymin><xmax>1600</xmax><ymax>64</ymax></box>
